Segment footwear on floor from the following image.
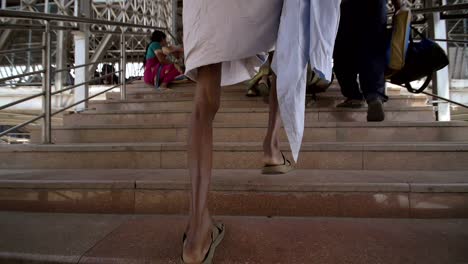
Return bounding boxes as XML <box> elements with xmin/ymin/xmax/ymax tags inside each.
<box><xmin>246</xmin><ymin>86</ymin><xmax>260</xmax><ymax>97</ymax></box>
<box><xmin>262</xmin><ymin>152</ymin><xmax>294</xmax><ymax>175</ymax></box>
<box><xmin>181</xmin><ymin>222</ymin><xmax>225</xmax><ymax>264</ymax></box>
<box><xmin>336</xmin><ymin>99</ymin><xmax>364</xmax><ymax>108</ymax></box>
<box><xmin>367</xmin><ymin>99</ymin><xmax>385</xmax><ymax>122</ymax></box>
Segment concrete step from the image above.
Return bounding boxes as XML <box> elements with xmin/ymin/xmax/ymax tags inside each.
<box><xmin>1</xmin><ymin>142</ymin><xmax>467</xmax><ymax>170</ymax></box>
<box><xmin>108</xmin><ymin>84</ymin><xmax>405</xmax><ymax>100</ymax></box>
<box><xmin>30</xmin><ymin>121</ymin><xmax>468</xmax><ymax>144</ymax></box>
<box><xmin>0</xmin><ymin>111</ymin><xmax>63</xmax><ymax>127</ymax></box>
<box><xmin>93</xmin><ymin>92</ymin><xmax>428</xmax><ymax>111</ymax></box>
<box><xmin>453</xmin><ymin>106</ymin><xmax>468</xmax><ymax>121</ymax></box>
<box><xmin>0</xmin><ymin>212</ymin><xmax>467</xmax><ymax>263</ymax></box>
<box><xmin>63</xmin><ymin>107</ymin><xmax>435</xmax><ymax>126</ymax></box>
<box><xmin>0</xmin><ymin>169</ymin><xmax>467</xmax><ymax>217</ymax></box>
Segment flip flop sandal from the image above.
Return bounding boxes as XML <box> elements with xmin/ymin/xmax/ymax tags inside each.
<box><xmin>180</xmin><ymin>222</ymin><xmax>226</xmax><ymax>264</ymax></box>
<box><xmin>156</xmin><ymin>87</ymin><xmax>172</xmax><ymax>92</ymax></box>
<box><xmin>262</xmin><ymin>152</ymin><xmax>294</xmax><ymax>175</ymax></box>
<box><xmin>246</xmin><ymin>86</ymin><xmax>259</xmax><ymax>97</ymax></box>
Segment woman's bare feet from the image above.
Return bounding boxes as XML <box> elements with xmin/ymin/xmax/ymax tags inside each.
<box><xmin>159</xmin><ymin>82</ymin><xmax>169</xmax><ymax>89</ymax></box>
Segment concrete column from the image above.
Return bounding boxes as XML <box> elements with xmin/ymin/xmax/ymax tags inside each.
<box><xmin>54</xmin><ymin>0</ymin><xmax>69</xmax><ymax>108</ymax></box>
<box><xmin>55</xmin><ymin>25</ymin><xmax>68</xmax><ymax>108</ymax></box>
<box><xmin>72</xmin><ymin>31</ymin><xmax>89</xmax><ymax>112</ymax></box>
<box><xmin>426</xmin><ymin>0</ymin><xmax>451</xmax><ymax>121</ymax></box>
<box><xmin>73</xmin><ymin>0</ymin><xmax>91</xmax><ymax>112</ymax></box>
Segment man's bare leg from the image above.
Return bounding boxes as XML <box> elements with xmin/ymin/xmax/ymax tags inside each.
<box><xmin>263</xmin><ymin>73</ymin><xmax>284</xmax><ymax>166</ymax></box>
<box><xmin>183</xmin><ymin>63</ymin><xmax>222</xmax><ymax>263</ymax></box>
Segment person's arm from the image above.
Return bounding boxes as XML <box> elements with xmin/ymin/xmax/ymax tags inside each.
<box><xmin>155</xmin><ymin>49</ymin><xmax>173</xmax><ymax>64</ymax></box>
<box><xmin>162</xmin><ymin>46</ymin><xmax>184</xmax><ymax>55</ymax></box>
<box><xmin>162</xmin><ymin>46</ymin><xmax>184</xmax><ymax>59</ymax></box>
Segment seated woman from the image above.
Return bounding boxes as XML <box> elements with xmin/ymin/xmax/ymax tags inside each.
<box><xmin>143</xmin><ymin>30</ymin><xmax>184</xmax><ymax>90</ymax></box>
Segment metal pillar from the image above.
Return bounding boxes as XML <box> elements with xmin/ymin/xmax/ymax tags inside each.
<box><xmin>42</xmin><ymin>21</ymin><xmax>52</xmax><ymax>144</ymax></box>
<box><xmin>44</xmin><ymin>0</ymin><xmax>49</xmax><ymax>13</ymax></box>
<box><xmin>171</xmin><ymin>0</ymin><xmax>177</xmax><ymax>44</ymax></box>
<box><xmin>55</xmin><ymin>26</ymin><xmax>67</xmax><ymax>107</ymax></box>
<box><xmin>120</xmin><ymin>32</ymin><xmax>127</xmax><ymax>100</ymax></box>
<box><xmin>0</xmin><ymin>0</ymin><xmax>9</xmax><ymax>50</ymax></box>
<box><xmin>73</xmin><ymin>0</ymin><xmax>91</xmax><ymax>112</ymax></box>
<box><xmin>426</xmin><ymin>0</ymin><xmax>451</xmax><ymax>121</ymax></box>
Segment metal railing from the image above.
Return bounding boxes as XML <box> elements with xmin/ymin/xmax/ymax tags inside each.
<box><xmin>0</xmin><ymin>9</ymin><xmax>172</xmax><ymax>143</ymax></box>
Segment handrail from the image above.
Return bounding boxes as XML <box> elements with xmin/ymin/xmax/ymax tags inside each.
<box><xmin>0</xmin><ymin>10</ymin><xmax>178</xmax><ymax>44</ymax></box>
<box><xmin>52</xmin><ymin>84</ymin><xmax>121</xmax><ymax>116</ymax></box>
<box><xmin>421</xmin><ymin>91</ymin><xmax>468</xmax><ymax>109</ymax></box>
<box><xmin>0</xmin><ymin>23</ymin><xmax>78</xmax><ymax>31</ymax></box>
<box><xmin>433</xmin><ymin>39</ymin><xmax>468</xmax><ymax>44</ymax></box>
<box><xmin>0</xmin><ymin>46</ymin><xmax>44</xmax><ymax>55</ymax></box>
<box><xmin>0</xmin><ymin>70</ymin><xmax>45</xmax><ymax>83</ymax></box>
<box><xmin>0</xmin><ymin>10</ymin><xmax>166</xmax><ymax>30</ymax></box>
<box><xmin>51</xmin><ymin>70</ymin><xmax>123</xmax><ymax>96</ymax></box>
<box><xmin>0</xmin><ymin>92</ymin><xmax>45</xmax><ymax>111</ymax></box>
<box><xmin>53</xmin><ymin>58</ymin><xmax>121</xmax><ymax>73</ymax></box>
<box><xmin>0</xmin><ymin>114</ymin><xmax>44</xmax><ymax>138</ymax></box>
<box><xmin>412</xmin><ymin>3</ymin><xmax>468</xmax><ymax>14</ymax></box>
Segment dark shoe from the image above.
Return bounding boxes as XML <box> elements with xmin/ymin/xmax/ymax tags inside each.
<box><xmin>367</xmin><ymin>99</ymin><xmax>385</xmax><ymax>122</ymax></box>
<box><xmin>336</xmin><ymin>99</ymin><xmax>364</xmax><ymax>108</ymax></box>
<box><xmin>246</xmin><ymin>86</ymin><xmax>259</xmax><ymax>97</ymax></box>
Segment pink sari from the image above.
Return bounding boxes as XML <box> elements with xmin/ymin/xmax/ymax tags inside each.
<box><xmin>143</xmin><ymin>57</ymin><xmax>181</xmax><ymax>87</ymax></box>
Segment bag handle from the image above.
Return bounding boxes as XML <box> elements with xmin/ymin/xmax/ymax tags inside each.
<box><xmin>404</xmin><ymin>26</ymin><xmax>432</xmax><ymax>94</ymax></box>
<box><xmin>409</xmin><ymin>26</ymin><xmax>426</xmax><ymax>45</ymax></box>
<box><xmin>404</xmin><ymin>72</ymin><xmax>433</xmax><ymax>94</ymax></box>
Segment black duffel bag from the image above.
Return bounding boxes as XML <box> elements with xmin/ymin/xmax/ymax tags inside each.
<box><xmin>389</xmin><ymin>27</ymin><xmax>449</xmax><ymax>94</ymax></box>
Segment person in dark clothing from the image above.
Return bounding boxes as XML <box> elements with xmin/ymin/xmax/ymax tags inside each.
<box><xmin>334</xmin><ymin>0</ymin><xmax>402</xmax><ymax>121</ymax></box>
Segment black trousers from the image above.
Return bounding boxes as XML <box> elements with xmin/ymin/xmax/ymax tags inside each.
<box><xmin>333</xmin><ymin>0</ymin><xmax>388</xmax><ymax>102</ymax></box>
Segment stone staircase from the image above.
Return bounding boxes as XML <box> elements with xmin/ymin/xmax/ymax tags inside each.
<box><xmin>1</xmin><ymin>80</ymin><xmax>468</xmax><ymax>263</ymax></box>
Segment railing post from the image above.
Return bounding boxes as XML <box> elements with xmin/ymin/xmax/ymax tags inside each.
<box><xmin>42</xmin><ymin>20</ymin><xmax>52</xmax><ymax>144</ymax></box>
<box><xmin>120</xmin><ymin>31</ymin><xmax>127</xmax><ymax>100</ymax></box>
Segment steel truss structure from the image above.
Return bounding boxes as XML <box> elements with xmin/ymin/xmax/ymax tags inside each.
<box><xmin>0</xmin><ymin>0</ymin><xmax>174</xmax><ymax>84</ymax></box>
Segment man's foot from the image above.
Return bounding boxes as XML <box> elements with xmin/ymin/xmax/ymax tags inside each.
<box><xmin>336</xmin><ymin>99</ymin><xmax>364</xmax><ymax>108</ymax></box>
<box><xmin>262</xmin><ymin>152</ymin><xmax>294</xmax><ymax>174</ymax></box>
<box><xmin>367</xmin><ymin>99</ymin><xmax>385</xmax><ymax>122</ymax></box>
<box><xmin>181</xmin><ymin>223</ymin><xmax>225</xmax><ymax>264</ymax></box>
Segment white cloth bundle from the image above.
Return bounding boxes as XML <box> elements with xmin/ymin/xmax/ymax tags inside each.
<box><xmin>272</xmin><ymin>0</ymin><xmax>341</xmax><ymax>161</ymax></box>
